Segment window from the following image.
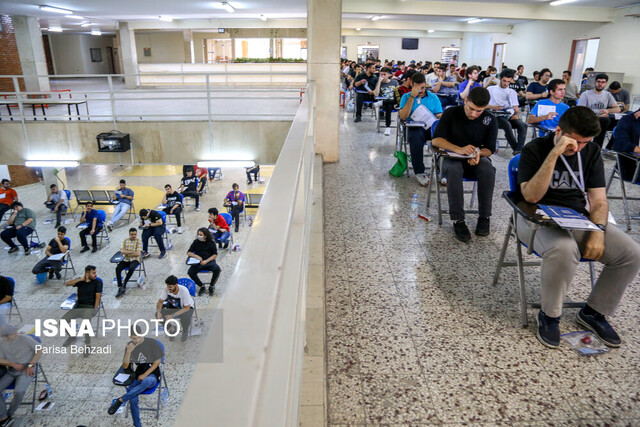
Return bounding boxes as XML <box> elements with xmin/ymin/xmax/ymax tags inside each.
<box><xmin>234</xmin><ymin>38</ymin><xmax>270</xmax><ymax>59</ymax></box>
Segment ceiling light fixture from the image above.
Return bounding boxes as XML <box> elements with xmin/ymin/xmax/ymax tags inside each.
<box><xmin>550</xmin><ymin>0</ymin><xmax>578</xmax><ymax>5</ymax></box>
<box><xmin>159</xmin><ymin>15</ymin><xmax>173</xmax><ymax>22</ymax></box>
<box><xmin>25</xmin><ymin>160</ymin><xmax>79</xmax><ymax>168</ymax></box>
<box><xmin>221</xmin><ymin>2</ymin><xmax>235</xmax><ymax>13</ymax></box>
<box><xmin>81</xmin><ymin>22</ymin><xmax>92</xmax><ymax>27</ymax></box>
<box><xmin>39</xmin><ymin>5</ymin><xmax>73</xmax><ymax>14</ymax></box>
<box><xmin>371</xmin><ymin>15</ymin><xmax>381</xmax><ymax>21</ymax></box>
<box><xmin>91</xmin><ymin>29</ymin><xmax>102</xmax><ymax>35</ymax></box>
<box><xmin>260</xmin><ymin>14</ymin><xmax>267</xmax><ymax>21</ymax></box>
<box><xmin>65</xmin><ymin>15</ymin><xmax>84</xmax><ymax>20</ymax></box>
<box><xmin>48</xmin><ymin>26</ymin><xmax>63</xmax><ymax>32</ymax></box>
<box><xmin>197</xmin><ymin>160</ymin><xmax>255</xmax><ymax>168</ymax></box>
<box><xmin>356</xmin><ymin>27</ymin><xmax>361</xmax><ymax>31</ymax></box>
<box><xmin>467</xmin><ymin>18</ymin><xmax>483</xmax><ymax>24</ymax></box>
<box><xmin>427</xmin><ymin>29</ymin><xmax>435</xmax><ymax>33</ymax></box>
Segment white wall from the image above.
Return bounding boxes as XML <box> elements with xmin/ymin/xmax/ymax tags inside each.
<box><xmin>49</xmin><ymin>34</ymin><xmax>114</xmax><ymax>74</ymax></box>
<box><xmin>0</xmin><ymin>165</ymin><xmax>9</xmax><ymax>180</ymax></box>
<box><xmin>342</xmin><ymin>36</ymin><xmax>460</xmax><ymax>63</ymax></box>
<box><xmin>460</xmin><ymin>6</ymin><xmax>640</xmax><ymax>92</ymax></box>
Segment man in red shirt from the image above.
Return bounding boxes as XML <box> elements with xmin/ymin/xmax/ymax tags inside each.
<box><xmin>0</xmin><ymin>180</ymin><xmax>18</xmax><ymax>223</ymax></box>
<box><xmin>208</xmin><ymin>208</ymin><xmax>231</xmax><ymax>248</ymax></box>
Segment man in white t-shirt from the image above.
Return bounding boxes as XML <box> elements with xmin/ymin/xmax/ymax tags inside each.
<box><xmin>487</xmin><ymin>69</ymin><xmax>527</xmax><ymax>154</ymax></box>
<box><xmin>44</xmin><ymin>184</ymin><xmax>69</xmax><ymax>228</ymax></box>
<box><xmin>155</xmin><ymin>275</ymin><xmax>194</xmax><ymax>342</ymax></box>
<box><xmin>578</xmin><ymin>73</ymin><xmax>620</xmax><ymax>148</ymax></box>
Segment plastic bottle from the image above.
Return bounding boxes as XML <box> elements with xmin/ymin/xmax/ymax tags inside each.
<box><xmin>410</xmin><ymin>194</ymin><xmax>418</xmax><ymax>219</ymax></box>
<box><xmin>160</xmin><ymin>387</ymin><xmax>169</xmax><ymax>406</ymax></box>
<box><xmin>46</xmin><ymin>383</ymin><xmax>53</xmax><ymax>398</ymax></box>
<box><xmin>248</xmin><ymin>216</ymin><xmax>253</xmax><ymax>227</ymax></box>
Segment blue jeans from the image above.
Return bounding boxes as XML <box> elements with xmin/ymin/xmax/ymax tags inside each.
<box><xmin>142</xmin><ymin>226</ymin><xmax>166</xmax><ymax>252</ymax></box>
<box><xmin>122</xmin><ymin>375</ymin><xmax>158</xmax><ymax>427</ymax></box>
<box><xmin>111</xmin><ymin>203</ymin><xmax>131</xmax><ymax>224</ymax></box>
<box><xmin>0</xmin><ymin>302</ymin><xmax>10</xmax><ymax>326</ymax></box>
<box><xmin>213</xmin><ymin>230</ymin><xmax>230</xmax><ymax>243</ymax></box>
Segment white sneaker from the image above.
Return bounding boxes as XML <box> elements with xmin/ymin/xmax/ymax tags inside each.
<box><xmin>415</xmin><ymin>173</ymin><xmax>429</xmax><ymax>186</ymax></box>
<box><xmin>177</xmin><ymin>227</ymin><xmax>183</xmax><ymax>234</ymax></box>
<box><xmin>384</xmin><ymin>127</ymin><xmax>391</xmax><ymax>136</ymax></box>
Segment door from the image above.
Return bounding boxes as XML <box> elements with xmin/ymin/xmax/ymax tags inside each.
<box><xmin>569</xmin><ymin>38</ymin><xmax>599</xmax><ymax>86</ymax></box>
<box><xmin>492</xmin><ymin>43</ymin><xmax>505</xmax><ymax>69</ymax></box>
<box><xmin>105</xmin><ymin>47</ymin><xmax>115</xmax><ymax>74</ymax></box>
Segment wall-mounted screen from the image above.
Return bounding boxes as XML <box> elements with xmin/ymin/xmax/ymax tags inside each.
<box><xmin>402</xmin><ymin>38</ymin><xmax>419</xmax><ymax>50</ymax></box>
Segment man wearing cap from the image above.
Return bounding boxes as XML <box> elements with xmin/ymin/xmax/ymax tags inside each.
<box><xmin>0</xmin><ymin>324</ymin><xmax>43</xmax><ymax>426</ymax></box>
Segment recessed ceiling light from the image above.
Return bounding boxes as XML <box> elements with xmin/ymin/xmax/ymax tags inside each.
<box><xmin>260</xmin><ymin>14</ymin><xmax>267</xmax><ymax>21</ymax></box>
<box><xmin>222</xmin><ymin>2</ymin><xmax>235</xmax><ymax>13</ymax></box>
<box><xmin>91</xmin><ymin>29</ymin><xmax>101</xmax><ymax>35</ymax></box>
<box><xmin>65</xmin><ymin>15</ymin><xmax>83</xmax><ymax>20</ymax></box>
<box><xmin>427</xmin><ymin>29</ymin><xmax>435</xmax><ymax>33</ymax></box>
<box><xmin>550</xmin><ymin>0</ymin><xmax>578</xmax><ymax>5</ymax></box>
<box><xmin>356</xmin><ymin>27</ymin><xmax>361</xmax><ymax>31</ymax></box>
<box><xmin>48</xmin><ymin>26</ymin><xmax>63</xmax><ymax>32</ymax></box>
<box><xmin>81</xmin><ymin>22</ymin><xmax>92</xmax><ymax>27</ymax></box>
<box><xmin>39</xmin><ymin>5</ymin><xmax>73</xmax><ymax>14</ymax></box>
<box><xmin>467</xmin><ymin>18</ymin><xmax>482</xmax><ymax>24</ymax></box>
<box><xmin>159</xmin><ymin>15</ymin><xmax>173</xmax><ymax>22</ymax></box>
<box><xmin>371</xmin><ymin>15</ymin><xmax>382</xmax><ymax>21</ymax></box>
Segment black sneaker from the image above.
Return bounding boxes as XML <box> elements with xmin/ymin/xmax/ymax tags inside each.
<box><xmin>24</xmin><ymin>248</ymin><xmax>31</xmax><ymax>256</ymax></box>
<box><xmin>80</xmin><ymin>246</ymin><xmax>90</xmax><ymax>253</ymax></box>
<box><xmin>91</xmin><ymin>246</ymin><xmax>98</xmax><ymax>253</ymax></box>
<box><xmin>54</xmin><ymin>223</ymin><xmax>61</xmax><ymax>229</ymax></box>
<box><xmin>209</xmin><ymin>285</ymin><xmax>215</xmax><ymax>296</ymax></box>
<box><xmin>235</xmin><ymin>226</ymin><xmax>239</xmax><ymax>233</ymax></box>
<box><xmin>536</xmin><ymin>310</ymin><xmax>560</xmax><ymax>348</ymax></box>
<box><xmin>48</xmin><ymin>270</ymin><xmax>55</xmax><ymax>279</ymax></box>
<box><xmin>198</xmin><ymin>286</ymin><xmax>206</xmax><ymax>296</ymax></box>
<box><xmin>354</xmin><ymin>116</ymin><xmax>362</xmax><ymax>123</ymax></box>
<box><xmin>115</xmin><ymin>288</ymin><xmax>126</xmax><ymax>298</ymax></box>
<box><xmin>223</xmin><ymin>241</ymin><xmax>229</xmax><ymax>249</ymax></box>
<box><xmin>55</xmin><ymin>272</ymin><xmax>61</xmax><ymax>280</ymax></box>
<box><xmin>453</xmin><ymin>221</ymin><xmax>471</xmax><ymax>243</ymax></box>
<box><xmin>475</xmin><ymin>217</ymin><xmax>490</xmax><ymax>236</ymax></box>
<box><xmin>108</xmin><ymin>398</ymin><xmax>123</xmax><ymax>415</ymax></box>
<box><xmin>159</xmin><ymin>251</ymin><xmax>167</xmax><ymax>259</ymax></box>
<box><xmin>576</xmin><ymin>306</ymin><xmax>621</xmax><ymax>347</ymax></box>
<box><xmin>7</xmin><ymin>247</ymin><xmax>18</xmax><ymax>254</ymax></box>
<box><xmin>218</xmin><ymin>241</ymin><xmax>223</xmax><ymax>248</ymax></box>
<box><xmin>181</xmin><ymin>333</ymin><xmax>189</xmax><ymax>342</ymax></box>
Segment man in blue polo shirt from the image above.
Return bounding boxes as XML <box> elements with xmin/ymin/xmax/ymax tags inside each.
<box><xmin>527</xmin><ymin>79</ymin><xmax>570</xmax><ymax>136</ymax></box>
<box><xmin>78</xmin><ymin>202</ymin><xmax>104</xmax><ymax>253</ymax></box>
<box><xmin>107</xmin><ymin>179</ymin><xmax>134</xmax><ymax>231</ymax></box>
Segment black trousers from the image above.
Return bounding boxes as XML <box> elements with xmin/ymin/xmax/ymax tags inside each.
<box><xmin>496</xmin><ymin>116</ymin><xmax>527</xmax><ymax>152</ymax></box>
<box><xmin>356</xmin><ymin>92</ymin><xmax>375</xmax><ymax>118</ymax></box>
<box><xmin>79</xmin><ymin>226</ymin><xmax>103</xmax><ymax>249</ymax></box>
<box><xmin>163</xmin><ymin>206</ymin><xmax>182</xmax><ymax>227</ymax></box>
<box><xmin>441</xmin><ymin>157</ymin><xmax>496</xmax><ymax>222</ymax></box>
<box><xmin>160</xmin><ymin>307</ymin><xmax>194</xmax><ymax>337</ymax></box>
<box><xmin>379</xmin><ymin>99</ymin><xmax>395</xmax><ymax>127</ymax></box>
<box><xmin>0</xmin><ymin>204</ymin><xmax>10</xmax><ymax>223</ymax></box>
<box><xmin>182</xmin><ymin>191</ymin><xmax>200</xmax><ymax>208</ymax></box>
<box><xmin>228</xmin><ymin>205</ymin><xmax>243</xmax><ymax>230</ymax></box>
<box><xmin>32</xmin><ymin>258</ymin><xmax>63</xmax><ymax>274</ymax></box>
<box><xmin>595</xmin><ymin>116</ymin><xmax>610</xmax><ymax>149</ymax></box>
<box><xmin>45</xmin><ymin>202</ymin><xmax>67</xmax><ymax>226</ymax></box>
<box><xmin>188</xmin><ymin>260</ymin><xmax>221</xmax><ymax>288</ymax></box>
<box><xmin>62</xmin><ymin>305</ymin><xmax>97</xmax><ymax>344</ymax></box>
<box><xmin>115</xmin><ymin>260</ymin><xmax>140</xmax><ymax>288</ymax></box>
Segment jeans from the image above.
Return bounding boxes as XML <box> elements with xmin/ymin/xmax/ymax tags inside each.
<box><xmin>32</xmin><ymin>257</ymin><xmax>63</xmax><ymax>274</ymax></box>
<box><xmin>163</xmin><ymin>206</ymin><xmax>182</xmax><ymax>227</ymax></box>
<box><xmin>111</xmin><ymin>203</ymin><xmax>131</xmax><ymax>224</ymax></box>
<box><xmin>182</xmin><ymin>191</ymin><xmax>199</xmax><ymax>208</ymax></box>
<box><xmin>62</xmin><ymin>305</ymin><xmax>98</xmax><ymax>344</ymax></box>
<box><xmin>516</xmin><ymin>216</ymin><xmax>640</xmax><ymax>318</ymax></box>
<box><xmin>142</xmin><ymin>226</ymin><xmax>166</xmax><ymax>253</ymax></box>
<box><xmin>188</xmin><ymin>260</ymin><xmax>221</xmax><ymax>288</ymax></box>
<box><xmin>122</xmin><ymin>375</ymin><xmax>158</xmax><ymax>427</ymax></box>
<box><xmin>1</xmin><ymin>227</ymin><xmax>33</xmax><ymax>250</ymax></box>
<box><xmin>246</xmin><ymin>166</ymin><xmax>260</xmax><ymax>183</ymax></box>
<box><xmin>0</xmin><ymin>302</ymin><xmax>11</xmax><ymax>326</ymax></box>
<box><xmin>441</xmin><ymin>157</ymin><xmax>496</xmax><ymax>221</ymax></box>
<box><xmin>355</xmin><ymin>91</ymin><xmax>375</xmax><ymax>118</ymax></box>
<box><xmin>45</xmin><ymin>202</ymin><xmax>68</xmax><ymax>226</ymax></box>
<box><xmin>0</xmin><ymin>369</ymin><xmax>34</xmax><ymax>418</ymax></box>
<box><xmin>116</xmin><ymin>260</ymin><xmax>140</xmax><ymax>289</ymax></box>
<box><xmin>213</xmin><ymin>230</ymin><xmax>230</xmax><ymax>243</ymax></box>
<box><xmin>227</xmin><ymin>205</ymin><xmax>243</xmax><ymax>231</ymax></box>
<box><xmin>79</xmin><ymin>225</ymin><xmax>103</xmax><ymax>249</ymax></box>
<box><xmin>407</xmin><ymin>127</ymin><xmax>431</xmax><ymax>175</ymax></box>
<box><xmin>496</xmin><ymin>116</ymin><xmax>527</xmax><ymax>152</ymax></box>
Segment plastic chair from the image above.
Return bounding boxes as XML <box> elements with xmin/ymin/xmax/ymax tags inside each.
<box><xmin>95</xmin><ymin>210</ymin><xmax>110</xmax><ymax>248</ymax></box>
<box><xmin>605</xmin><ymin>150</ymin><xmax>640</xmax><ymax>231</ymax></box>
<box><xmin>208</xmin><ymin>168</ymin><xmax>223</xmax><ymax>181</ymax></box>
<box><xmin>148</xmin><ymin>211</ymin><xmax>173</xmax><ymax>252</ymax></box>
<box><xmin>177</xmin><ymin>278</ymin><xmax>200</xmax><ymax>331</ymax></box>
<box><xmin>125</xmin><ymin>339</ymin><xmax>168</xmax><ymax>420</ymax></box>
<box><xmin>48</xmin><ymin>189</ymin><xmax>71</xmax><ymax>222</ymax></box>
<box><xmin>5</xmin><ymin>335</ymin><xmax>52</xmax><ymax>413</ymax></box>
<box><xmin>60</xmin><ymin>279</ymin><xmax>108</xmax><ymax>334</ymax></box>
<box><xmin>219</xmin><ymin>212</ymin><xmax>234</xmax><ymax>250</ymax></box>
<box><xmin>492</xmin><ymin>154</ymin><xmax>596</xmax><ymax>326</ymax></box>
<box><xmin>4</xmin><ymin>278</ymin><xmax>22</xmax><ymax>323</ymax></box>
<box><xmin>165</xmin><ymin>194</ymin><xmax>186</xmax><ymax>226</ymax></box>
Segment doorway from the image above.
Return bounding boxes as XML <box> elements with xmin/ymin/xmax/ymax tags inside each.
<box><xmin>568</xmin><ymin>38</ymin><xmax>600</xmax><ymax>86</ymax></box>
<box><xmin>357</xmin><ymin>45</ymin><xmax>379</xmax><ymax>63</ymax></box>
<box><xmin>105</xmin><ymin>47</ymin><xmax>115</xmax><ymax>74</ymax></box>
<box><xmin>204</xmin><ymin>39</ymin><xmax>232</xmax><ymax>63</ymax></box>
<box><xmin>492</xmin><ymin>43</ymin><xmax>506</xmax><ymax>69</ymax></box>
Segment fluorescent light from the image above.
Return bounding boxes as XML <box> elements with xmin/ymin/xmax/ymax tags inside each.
<box><xmin>48</xmin><ymin>26</ymin><xmax>63</xmax><ymax>32</ymax></box>
<box><xmin>65</xmin><ymin>15</ymin><xmax>83</xmax><ymax>20</ymax></box>
<box><xmin>91</xmin><ymin>29</ymin><xmax>101</xmax><ymax>36</ymax></box>
<box><xmin>356</xmin><ymin>27</ymin><xmax>361</xmax><ymax>31</ymax></box>
<box><xmin>40</xmin><ymin>5</ymin><xmax>73</xmax><ymax>14</ymax></box>
<box><xmin>467</xmin><ymin>18</ymin><xmax>482</xmax><ymax>24</ymax></box>
<box><xmin>550</xmin><ymin>0</ymin><xmax>578</xmax><ymax>5</ymax></box>
<box><xmin>81</xmin><ymin>22</ymin><xmax>92</xmax><ymax>27</ymax></box>
<box><xmin>427</xmin><ymin>29</ymin><xmax>435</xmax><ymax>33</ymax></box>
<box><xmin>221</xmin><ymin>2</ymin><xmax>235</xmax><ymax>13</ymax></box>
<box><xmin>197</xmin><ymin>160</ymin><xmax>255</xmax><ymax>168</ymax></box>
<box><xmin>260</xmin><ymin>14</ymin><xmax>267</xmax><ymax>21</ymax></box>
<box><xmin>158</xmin><ymin>15</ymin><xmax>173</xmax><ymax>22</ymax></box>
<box><xmin>25</xmin><ymin>160</ymin><xmax>79</xmax><ymax>168</ymax></box>
<box><xmin>371</xmin><ymin>15</ymin><xmax>381</xmax><ymax>21</ymax></box>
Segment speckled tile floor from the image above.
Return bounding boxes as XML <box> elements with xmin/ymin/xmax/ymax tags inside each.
<box><xmin>324</xmin><ymin>111</ymin><xmax>640</xmax><ymax>426</ymax></box>
<box><xmin>0</xmin><ymin>165</ymin><xmax>265</xmax><ymax>426</ymax></box>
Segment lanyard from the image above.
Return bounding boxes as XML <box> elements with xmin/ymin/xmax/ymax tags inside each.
<box><xmin>560</xmin><ymin>153</ymin><xmax>589</xmax><ymax>211</ymax></box>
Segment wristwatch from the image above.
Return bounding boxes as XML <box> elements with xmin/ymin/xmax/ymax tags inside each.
<box><xmin>27</xmin><ymin>363</ymin><xmax>34</xmax><ymax>368</ymax></box>
<box><xmin>595</xmin><ymin>223</ymin><xmax>606</xmax><ymax>231</ymax></box>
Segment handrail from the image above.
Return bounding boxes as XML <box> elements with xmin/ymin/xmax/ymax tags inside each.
<box><xmin>175</xmin><ymin>81</ymin><xmax>316</xmax><ymax>426</ymax></box>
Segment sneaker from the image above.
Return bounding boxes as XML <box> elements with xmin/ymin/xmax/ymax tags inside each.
<box><xmin>384</xmin><ymin>127</ymin><xmax>391</xmax><ymax>136</ymax></box>
<box><xmin>141</xmin><ymin>251</ymin><xmax>150</xmax><ymax>258</ymax></box>
<box><xmin>198</xmin><ymin>286</ymin><xmax>206</xmax><ymax>296</ymax></box>
<box><xmin>91</xmin><ymin>246</ymin><xmax>98</xmax><ymax>253</ymax></box>
<box><xmin>354</xmin><ymin>116</ymin><xmax>361</xmax><ymax>123</ymax></box>
<box><xmin>24</xmin><ymin>248</ymin><xmax>30</xmax><ymax>256</ymax></box>
<box><xmin>159</xmin><ymin>251</ymin><xmax>167</xmax><ymax>259</ymax></box>
<box><xmin>181</xmin><ymin>333</ymin><xmax>189</xmax><ymax>342</ymax></box>
<box><xmin>440</xmin><ymin>177</ymin><xmax>447</xmax><ymax>186</ymax></box>
<box><xmin>223</xmin><ymin>241</ymin><xmax>229</xmax><ymax>249</ymax></box>
<box><xmin>115</xmin><ymin>288</ymin><xmax>125</xmax><ymax>298</ymax></box>
<box><xmin>108</xmin><ymin>398</ymin><xmax>123</xmax><ymax>415</ymax></box>
<box><xmin>209</xmin><ymin>285</ymin><xmax>215</xmax><ymax>296</ymax></box>
<box><xmin>54</xmin><ymin>223</ymin><xmax>61</xmax><ymax>229</ymax></box>
<box><xmin>195</xmin><ymin>206</ymin><xmax>200</xmax><ymax>211</ymax></box>
<box><xmin>576</xmin><ymin>306</ymin><xmax>621</xmax><ymax>347</ymax></box>
<box><xmin>48</xmin><ymin>271</ymin><xmax>55</xmax><ymax>280</ymax></box>
<box><xmin>177</xmin><ymin>227</ymin><xmax>183</xmax><ymax>234</ymax></box>
<box><xmin>536</xmin><ymin>310</ymin><xmax>560</xmax><ymax>348</ymax></box>
<box><xmin>7</xmin><ymin>247</ymin><xmax>18</xmax><ymax>254</ymax></box>
<box><xmin>247</xmin><ymin>179</ymin><xmax>252</xmax><ymax>185</ymax></box>
<box><xmin>55</xmin><ymin>272</ymin><xmax>61</xmax><ymax>280</ymax></box>
<box><xmin>235</xmin><ymin>226</ymin><xmax>239</xmax><ymax>233</ymax></box>
<box><xmin>475</xmin><ymin>217</ymin><xmax>490</xmax><ymax>236</ymax></box>
<box><xmin>62</xmin><ymin>336</ymin><xmax>76</xmax><ymax>347</ymax></box>
<box><xmin>415</xmin><ymin>173</ymin><xmax>429</xmax><ymax>186</ymax></box>
<box><xmin>218</xmin><ymin>241</ymin><xmax>223</xmax><ymax>249</ymax></box>
<box><xmin>80</xmin><ymin>246</ymin><xmax>90</xmax><ymax>253</ymax></box>
<box><xmin>106</xmin><ymin>222</ymin><xmax>113</xmax><ymax>232</ymax></box>
<box><xmin>453</xmin><ymin>221</ymin><xmax>471</xmax><ymax>243</ymax></box>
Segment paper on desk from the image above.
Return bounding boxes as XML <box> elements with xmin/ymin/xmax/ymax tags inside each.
<box><xmin>114</xmin><ymin>373</ymin><xmax>131</xmax><ymax>383</ymax></box>
<box><xmin>614</xmin><ymin>113</ymin><xmax>624</xmax><ymax>120</ymax></box>
<box><xmin>538</xmin><ymin>205</ymin><xmax>600</xmax><ymax>231</ymax></box>
<box><xmin>410</xmin><ymin>105</ymin><xmax>436</xmax><ymax>130</ymax></box>
<box><xmin>187</xmin><ymin>257</ymin><xmax>200</xmax><ymax>265</ymax></box>
<box><xmin>47</xmin><ymin>252</ymin><xmax>66</xmax><ymax>261</ymax></box>
<box><xmin>445</xmin><ymin>150</ymin><xmax>476</xmax><ymax>159</ymax></box>
<box><xmin>364</xmin><ymin>83</ymin><xmax>372</xmax><ymax>92</ymax></box>
<box><xmin>537</xmin><ymin>105</ymin><xmax>556</xmax><ymax>117</ymax></box>
<box><xmin>36</xmin><ymin>401</ymin><xmax>55</xmax><ymax>411</ymax></box>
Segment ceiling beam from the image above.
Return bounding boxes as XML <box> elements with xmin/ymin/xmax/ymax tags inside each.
<box><xmin>126</xmin><ymin>19</ymin><xmax>308</xmax><ymax>30</ymax></box>
<box><xmin>342</xmin><ymin>28</ymin><xmax>463</xmax><ymax>38</ymax></box>
<box><xmin>342</xmin><ymin>20</ymin><xmax>512</xmax><ymax>33</ymax></box>
<box><xmin>342</xmin><ymin>0</ymin><xmax>615</xmax><ymax>23</ymax></box>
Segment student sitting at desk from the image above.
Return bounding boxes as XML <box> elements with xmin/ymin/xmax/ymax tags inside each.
<box><xmin>224</xmin><ymin>184</ymin><xmax>245</xmax><ymax>232</ymax></box>
<box><xmin>62</xmin><ymin>265</ymin><xmax>102</xmax><ymax>352</ymax></box>
<box><xmin>44</xmin><ymin>184</ymin><xmax>68</xmax><ymax>229</ymax></box>
<box><xmin>78</xmin><ymin>202</ymin><xmax>103</xmax><ymax>254</ymax></box>
<box><xmin>611</xmin><ymin>108</ymin><xmax>640</xmax><ymax>182</ymax></box>
<box><xmin>1</xmin><ymin>202</ymin><xmax>36</xmax><ymax>255</ymax></box>
<box><xmin>373</xmin><ymin>67</ymin><xmax>399</xmax><ymax>136</ymax></box>
<box><xmin>106</xmin><ymin>179</ymin><xmax>134</xmax><ymax>232</ymax></box>
<box><xmin>527</xmin><ymin>79</ymin><xmax>570</xmax><ymax>134</ymax></box>
<box><xmin>162</xmin><ymin>184</ymin><xmax>183</xmax><ymax>234</ymax></box>
<box><xmin>187</xmin><ymin>228</ymin><xmax>221</xmax><ymax>297</ymax></box>
<box><xmin>487</xmin><ymin>69</ymin><xmax>527</xmax><ymax>154</ymax></box>
<box><xmin>115</xmin><ymin>228</ymin><xmax>143</xmax><ymax>298</ymax></box>
<box><xmin>516</xmin><ymin>106</ymin><xmax>640</xmax><ymax>349</ymax></box>
<box><xmin>32</xmin><ymin>226</ymin><xmax>70</xmax><ymax>280</ymax></box>
<box><xmin>178</xmin><ymin>170</ymin><xmax>200</xmax><ymax>212</ymax></box>
<box><xmin>353</xmin><ymin>62</ymin><xmax>378</xmax><ymax>123</ymax></box>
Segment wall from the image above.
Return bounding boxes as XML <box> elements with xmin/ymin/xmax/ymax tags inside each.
<box><xmin>7</xmin><ymin>165</ymin><xmax>40</xmax><ymax>186</ymax></box>
<box><xmin>136</xmin><ymin>31</ymin><xmax>185</xmax><ymax>63</ymax></box>
<box><xmin>0</xmin><ymin>15</ymin><xmax>24</xmax><ymax>91</ymax></box>
<box><xmin>460</xmin><ymin>6</ymin><xmax>640</xmax><ymax>92</ymax></box>
<box><xmin>342</xmin><ymin>35</ymin><xmax>461</xmax><ymax>63</ymax></box>
<box><xmin>49</xmin><ymin>34</ymin><xmax>115</xmax><ymax>74</ymax></box>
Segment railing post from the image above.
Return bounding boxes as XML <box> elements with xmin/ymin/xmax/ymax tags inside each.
<box><xmin>206</xmin><ymin>74</ymin><xmax>213</xmax><ymax>153</ymax></box>
<box><xmin>107</xmin><ymin>75</ymin><xmax>117</xmax><ymax>127</ymax></box>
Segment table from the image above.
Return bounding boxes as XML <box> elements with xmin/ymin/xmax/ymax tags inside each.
<box><xmin>0</xmin><ymin>98</ymin><xmax>89</xmax><ymax>121</ymax></box>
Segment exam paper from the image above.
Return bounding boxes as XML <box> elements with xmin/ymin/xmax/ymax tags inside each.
<box><xmin>537</xmin><ymin>104</ymin><xmax>556</xmax><ymax>117</ymax></box>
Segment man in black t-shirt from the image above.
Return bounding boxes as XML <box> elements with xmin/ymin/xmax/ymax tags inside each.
<box><xmin>353</xmin><ymin>63</ymin><xmax>378</xmax><ymax>122</ymax></box>
<box><xmin>433</xmin><ymin>87</ymin><xmax>498</xmax><ymax>242</ymax></box>
<box><xmin>162</xmin><ymin>184</ymin><xmax>183</xmax><ymax>233</ymax></box>
<box><xmin>0</xmin><ymin>275</ymin><xmax>14</xmax><ymax>326</ymax></box>
<box><xmin>517</xmin><ymin>106</ymin><xmax>640</xmax><ymax>349</ymax></box>
<box><xmin>187</xmin><ymin>228</ymin><xmax>221</xmax><ymax>296</ymax></box>
<box><xmin>32</xmin><ymin>226</ymin><xmax>70</xmax><ymax>279</ymax></box>
<box><xmin>108</xmin><ymin>325</ymin><xmax>164</xmax><ymax>424</ymax></box>
<box><xmin>62</xmin><ymin>265</ymin><xmax>103</xmax><ymax>349</ymax></box>
<box><xmin>139</xmin><ymin>209</ymin><xmax>167</xmax><ymax>259</ymax></box>
<box><xmin>178</xmin><ymin>170</ymin><xmax>200</xmax><ymax>211</ymax></box>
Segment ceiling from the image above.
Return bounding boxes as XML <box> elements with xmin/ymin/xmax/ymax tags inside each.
<box><xmin>0</xmin><ymin>0</ymin><xmax>637</xmax><ymax>35</ymax></box>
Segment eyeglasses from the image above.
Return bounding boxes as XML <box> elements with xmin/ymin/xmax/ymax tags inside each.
<box><xmin>542</xmin><ymin>74</ymin><xmax>551</xmax><ymax>78</ymax></box>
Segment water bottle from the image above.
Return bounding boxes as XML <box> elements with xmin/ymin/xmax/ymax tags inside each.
<box><xmin>410</xmin><ymin>194</ymin><xmax>418</xmax><ymax>219</ymax></box>
<box><xmin>46</xmin><ymin>383</ymin><xmax>53</xmax><ymax>398</ymax></box>
<box><xmin>248</xmin><ymin>216</ymin><xmax>253</xmax><ymax>227</ymax></box>
<box><xmin>160</xmin><ymin>387</ymin><xmax>169</xmax><ymax>406</ymax></box>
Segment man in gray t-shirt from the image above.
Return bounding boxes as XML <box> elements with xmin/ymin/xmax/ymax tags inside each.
<box><xmin>0</xmin><ymin>324</ymin><xmax>43</xmax><ymax>424</ymax></box>
<box><xmin>577</xmin><ymin>73</ymin><xmax>620</xmax><ymax>148</ymax></box>
<box><xmin>608</xmin><ymin>81</ymin><xmax>630</xmax><ymax>113</ymax></box>
<box><xmin>373</xmin><ymin>67</ymin><xmax>400</xmax><ymax>134</ymax></box>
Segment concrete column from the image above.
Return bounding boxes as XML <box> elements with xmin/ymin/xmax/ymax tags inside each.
<box><xmin>118</xmin><ymin>22</ymin><xmax>139</xmax><ymax>89</ymax></box>
<box><xmin>12</xmin><ymin>16</ymin><xmax>50</xmax><ymax>92</ymax></box>
<box><xmin>183</xmin><ymin>29</ymin><xmax>195</xmax><ymax>64</ymax></box>
<box><xmin>307</xmin><ymin>0</ymin><xmax>341</xmax><ymax>162</ymax></box>
<box><xmin>41</xmin><ymin>167</ymin><xmax>68</xmax><ymax>191</ymax></box>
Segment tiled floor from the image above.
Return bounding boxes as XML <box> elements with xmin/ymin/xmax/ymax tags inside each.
<box><xmin>324</xmin><ymin>111</ymin><xmax>640</xmax><ymax>425</ymax></box>
<box><xmin>0</xmin><ymin>165</ymin><xmax>265</xmax><ymax>426</ymax></box>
